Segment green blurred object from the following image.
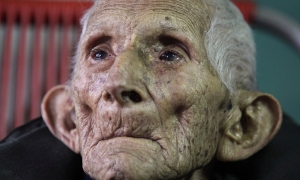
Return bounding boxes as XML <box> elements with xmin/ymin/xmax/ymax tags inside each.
<box><xmin>253</xmin><ymin>0</ymin><xmax>300</xmax><ymax>124</ymax></box>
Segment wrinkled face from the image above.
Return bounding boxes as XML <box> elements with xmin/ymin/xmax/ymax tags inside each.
<box><xmin>72</xmin><ymin>0</ymin><xmax>230</xmax><ymax>179</ymax></box>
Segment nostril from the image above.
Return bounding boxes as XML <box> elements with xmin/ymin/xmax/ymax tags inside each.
<box><xmin>103</xmin><ymin>90</ymin><xmax>114</xmax><ymax>102</ymax></box>
<box><xmin>121</xmin><ymin>91</ymin><xmax>142</xmax><ymax>103</ymax></box>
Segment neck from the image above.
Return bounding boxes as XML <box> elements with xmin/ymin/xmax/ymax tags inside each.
<box><xmin>181</xmin><ymin>161</ymin><xmax>214</xmax><ymax>180</ymax></box>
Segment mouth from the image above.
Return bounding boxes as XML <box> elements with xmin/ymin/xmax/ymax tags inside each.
<box><xmin>101</xmin><ymin>129</ymin><xmax>161</xmax><ymax>143</ymax></box>
<box><xmin>95</xmin><ymin>136</ymin><xmax>162</xmax><ymax>154</ymax></box>
<box><xmin>97</xmin><ymin>130</ymin><xmax>165</xmax><ymax>151</ymax></box>
<box><xmin>97</xmin><ymin>126</ymin><xmax>151</xmax><ymax>141</ymax></box>
<box><xmin>105</xmin><ymin>136</ymin><xmax>154</xmax><ymax>142</ymax></box>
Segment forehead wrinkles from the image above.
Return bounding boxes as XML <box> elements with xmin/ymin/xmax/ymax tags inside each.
<box><xmin>89</xmin><ymin>0</ymin><xmax>150</xmax><ymax>25</ymax></box>
<box><xmin>146</xmin><ymin>0</ymin><xmax>212</xmax><ymax>33</ymax></box>
<box><xmin>88</xmin><ymin>0</ymin><xmax>213</xmax><ymax>34</ymax></box>
<box><xmin>84</xmin><ymin>1</ymin><xmax>146</xmax><ymax>37</ymax></box>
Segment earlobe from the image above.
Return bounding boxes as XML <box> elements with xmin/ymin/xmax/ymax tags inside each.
<box><xmin>216</xmin><ymin>90</ymin><xmax>282</xmax><ymax>161</ymax></box>
<box><xmin>41</xmin><ymin>85</ymin><xmax>80</xmax><ymax>153</ymax></box>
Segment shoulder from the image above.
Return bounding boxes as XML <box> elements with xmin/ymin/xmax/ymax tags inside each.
<box><xmin>0</xmin><ymin>118</ymin><xmax>84</xmax><ymax>180</ymax></box>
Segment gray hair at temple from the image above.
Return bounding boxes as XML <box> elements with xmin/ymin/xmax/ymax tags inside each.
<box><xmin>75</xmin><ymin>0</ymin><xmax>256</xmax><ymax>93</ymax></box>
<box><xmin>205</xmin><ymin>0</ymin><xmax>256</xmax><ymax>93</ymax></box>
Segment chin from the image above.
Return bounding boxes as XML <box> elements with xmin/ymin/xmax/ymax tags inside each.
<box><xmin>81</xmin><ymin>137</ymin><xmax>174</xmax><ymax>180</ymax></box>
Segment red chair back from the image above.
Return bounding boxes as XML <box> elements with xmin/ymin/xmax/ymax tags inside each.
<box><xmin>0</xmin><ymin>0</ymin><xmax>92</xmax><ymax>139</ymax></box>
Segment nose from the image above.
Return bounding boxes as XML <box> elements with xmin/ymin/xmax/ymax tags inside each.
<box><xmin>103</xmin><ymin>50</ymin><xmax>147</xmax><ymax>105</ymax></box>
<box><xmin>103</xmin><ymin>87</ymin><xmax>143</xmax><ymax>104</ymax></box>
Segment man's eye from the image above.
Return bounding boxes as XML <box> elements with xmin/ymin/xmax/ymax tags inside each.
<box><xmin>159</xmin><ymin>51</ymin><xmax>180</xmax><ymax>62</ymax></box>
<box><xmin>90</xmin><ymin>49</ymin><xmax>108</xmax><ymax>60</ymax></box>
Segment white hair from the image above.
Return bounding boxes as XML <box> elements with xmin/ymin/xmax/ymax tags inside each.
<box><xmin>204</xmin><ymin>0</ymin><xmax>256</xmax><ymax>93</ymax></box>
<box><xmin>75</xmin><ymin>0</ymin><xmax>256</xmax><ymax>93</ymax></box>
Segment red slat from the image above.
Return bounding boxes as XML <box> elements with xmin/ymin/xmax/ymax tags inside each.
<box><xmin>60</xmin><ymin>7</ymin><xmax>73</xmax><ymax>84</ymax></box>
<box><xmin>232</xmin><ymin>0</ymin><xmax>256</xmax><ymax>23</ymax></box>
<box><xmin>30</xmin><ymin>8</ymin><xmax>45</xmax><ymax>121</ymax></box>
<box><xmin>0</xmin><ymin>0</ymin><xmax>93</xmax><ymax>139</ymax></box>
<box><xmin>0</xmin><ymin>8</ymin><xmax>16</xmax><ymax>138</ymax></box>
<box><xmin>46</xmin><ymin>7</ymin><xmax>59</xmax><ymax>91</ymax></box>
<box><xmin>14</xmin><ymin>6</ymin><xmax>31</xmax><ymax>128</ymax></box>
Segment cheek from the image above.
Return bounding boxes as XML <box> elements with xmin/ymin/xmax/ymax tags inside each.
<box><xmin>150</xmin><ymin>68</ymin><xmax>201</xmax><ymax>112</ymax></box>
<box><xmin>72</xmin><ymin>66</ymin><xmax>108</xmax><ymax>108</ymax></box>
<box><xmin>162</xmin><ymin>71</ymin><xmax>224</xmax><ymax>167</ymax></box>
<box><xmin>193</xmin><ymin>115</ymin><xmax>220</xmax><ymax>165</ymax></box>
<box><xmin>178</xmin><ymin>103</ymin><xmax>220</xmax><ymax>168</ymax></box>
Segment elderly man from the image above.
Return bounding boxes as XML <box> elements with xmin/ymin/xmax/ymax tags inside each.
<box><xmin>1</xmin><ymin>0</ymin><xmax>300</xmax><ymax>179</ymax></box>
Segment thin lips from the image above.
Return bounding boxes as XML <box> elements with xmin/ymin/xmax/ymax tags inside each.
<box><xmin>101</xmin><ymin>134</ymin><xmax>155</xmax><ymax>143</ymax></box>
<box><xmin>100</xmin><ymin>125</ymin><xmax>153</xmax><ymax>141</ymax></box>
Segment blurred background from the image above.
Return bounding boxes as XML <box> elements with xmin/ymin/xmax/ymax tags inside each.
<box><xmin>0</xmin><ymin>0</ymin><xmax>299</xmax><ymax>140</ymax></box>
<box><xmin>253</xmin><ymin>0</ymin><xmax>300</xmax><ymax>124</ymax></box>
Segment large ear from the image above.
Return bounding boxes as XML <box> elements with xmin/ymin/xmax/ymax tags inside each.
<box><xmin>41</xmin><ymin>85</ymin><xmax>80</xmax><ymax>153</ymax></box>
<box><xmin>216</xmin><ymin>90</ymin><xmax>282</xmax><ymax>161</ymax></box>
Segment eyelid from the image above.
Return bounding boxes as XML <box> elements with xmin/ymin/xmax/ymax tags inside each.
<box><xmin>158</xmin><ymin>35</ymin><xmax>191</xmax><ymax>58</ymax></box>
<box><xmin>91</xmin><ymin>43</ymin><xmax>111</xmax><ymax>51</ymax></box>
<box><xmin>90</xmin><ymin>43</ymin><xmax>114</xmax><ymax>56</ymax></box>
<box><xmin>176</xmin><ymin>43</ymin><xmax>190</xmax><ymax>58</ymax></box>
<box><xmin>85</xmin><ymin>35</ymin><xmax>112</xmax><ymax>51</ymax></box>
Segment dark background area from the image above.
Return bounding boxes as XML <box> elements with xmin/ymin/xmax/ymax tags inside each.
<box><xmin>254</xmin><ymin>0</ymin><xmax>300</xmax><ymax>124</ymax></box>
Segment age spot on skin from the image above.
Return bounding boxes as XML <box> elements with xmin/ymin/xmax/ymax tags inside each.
<box><xmin>154</xmin><ymin>47</ymin><xmax>159</xmax><ymax>52</ymax></box>
<box><xmin>99</xmin><ymin>77</ymin><xmax>106</xmax><ymax>83</ymax></box>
